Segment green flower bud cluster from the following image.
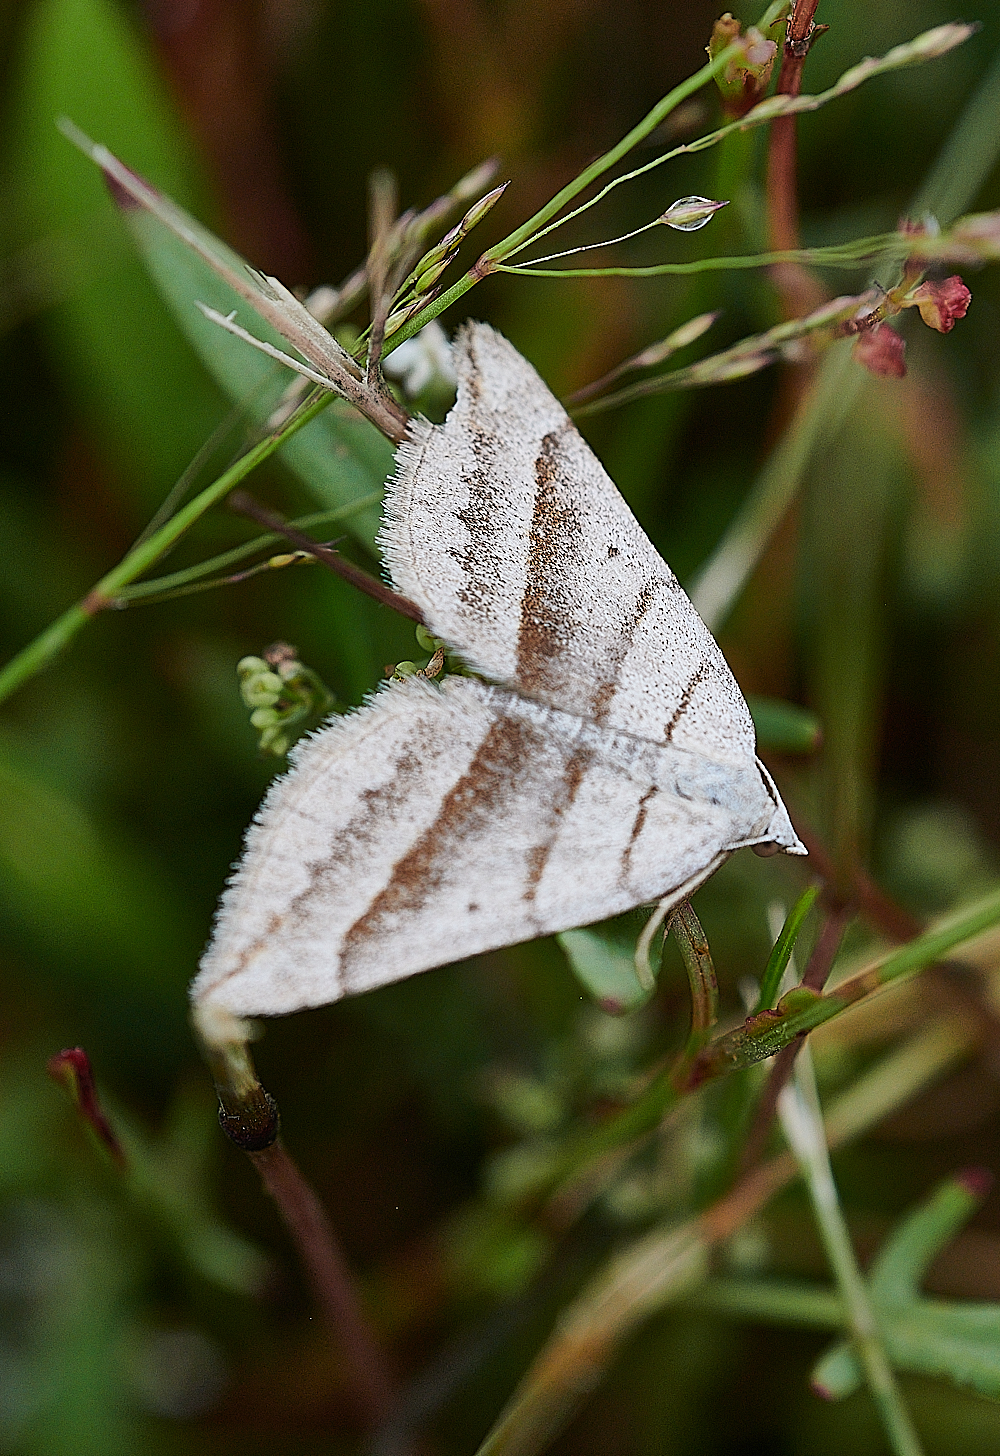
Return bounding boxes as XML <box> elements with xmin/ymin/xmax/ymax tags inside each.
<box><xmin>237</xmin><ymin>647</ymin><xmax>336</xmax><ymax>758</ymax></box>
<box><xmin>389</xmin><ymin>624</ymin><xmax>479</xmax><ymax>684</ymax></box>
<box><xmin>385</xmin><ymin>182</ymin><xmax>509</xmax><ymax>338</ymax></box>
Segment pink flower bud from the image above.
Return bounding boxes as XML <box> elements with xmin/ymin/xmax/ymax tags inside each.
<box><xmin>47</xmin><ymin>1047</ymin><xmax>127</xmax><ymax>1167</ymax></box>
<box><xmin>908</xmin><ymin>275</ymin><xmax>971</xmax><ymax>332</ymax></box>
<box><xmin>949</xmin><ymin>210</ymin><xmax>1000</xmax><ymax>260</ymax></box>
<box><xmin>659</xmin><ymin>196</ymin><xmax>729</xmax><ymax>232</ymax></box>
<box><xmin>707</xmin><ymin>14</ymin><xmax>778</xmax><ymax>117</ymax></box>
<box><xmin>852</xmin><ymin>324</ymin><xmax>906</xmax><ymax>378</ymax></box>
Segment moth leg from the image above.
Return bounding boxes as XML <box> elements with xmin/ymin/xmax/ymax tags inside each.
<box><xmin>635</xmin><ymin>896</ymin><xmax>672</xmax><ymax>989</ymax></box>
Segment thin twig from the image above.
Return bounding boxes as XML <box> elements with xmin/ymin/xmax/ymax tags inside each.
<box><xmin>193</xmin><ymin>1011</ymin><xmax>398</xmax><ymax>1427</ymax></box>
<box><xmin>250</xmin><ymin>1139</ymin><xmax>397</xmax><ymax>1423</ymax></box>
<box><xmin>766</xmin><ymin>0</ymin><xmax>827</xmax><ymax>317</ymax></box>
<box><xmin>227</xmin><ymin>490</ymin><xmax>426</xmax><ymax>624</ymax></box>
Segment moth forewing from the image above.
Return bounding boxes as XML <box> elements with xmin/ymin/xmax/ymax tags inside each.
<box><xmin>193</xmin><ymin>324</ymin><xmax>805</xmax><ymax>1020</ymax></box>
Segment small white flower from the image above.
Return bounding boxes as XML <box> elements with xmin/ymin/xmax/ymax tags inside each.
<box><xmin>383</xmin><ymin>321</ymin><xmax>457</xmax><ymax>398</ymax></box>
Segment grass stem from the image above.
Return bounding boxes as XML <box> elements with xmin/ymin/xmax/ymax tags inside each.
<box><xmin>778</xmin><ymin>1050</ymin><xmax>925</xmax><ymax>1456</ymax></box>
<box><xmin>0</xmin><ymin>393</ymin><xmax>333</xmax><ymax>706</ymax></box>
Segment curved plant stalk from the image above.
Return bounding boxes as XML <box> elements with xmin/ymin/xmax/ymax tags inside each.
<box><xmin>667</xmin><ymin>902</ymin><xmax>720</xmax><ymax>1083</ymax></box>
<box><xmin>528</xmin><ymin>888</ymin><xmax>1000</xmax><ymax>1204</ymax></box>
<box><xmin>471</xmin><ymin>1014</ymin><xmax>975</xmax><ymax>1456</ymax></box>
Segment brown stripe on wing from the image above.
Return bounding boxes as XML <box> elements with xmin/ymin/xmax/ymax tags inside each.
<box><xmin>522</xmin><ymin>744</ymin><xmax>593</xmax><ymax>904</ymax></box>
<box><xmin>663</xmin><ymin>663</ymin><xmax>708</xmax><ymax>742</ymax></box>
<box><xmin>449</xmin><ymin>434</ymin><xmax>510</xmax><ymax>618</ymax></box>
<box><xmin>205</xmin><ymin>747</ymin><xmax>427</xmax><ymax>999</ymax></box>
<box><xmin>590</xmin><ymin>578</ymin><xmax>661</xmax><ymax>724</ymax></box>
<box><xmin>618</xmin><ymin>783</ymin><xmax>658</xmax><ymax>889</ymax></box>
<box><xmin>514</xmin><ymin>430</ymin><xmax>670</xmax><ymax>724</ymax></box>
<box><xmin>339</xmin><ymin>712</ymin><xmax>546</xmax><ymax>981</ymax></box>
<box><xmin>514</xmin><ymin>426</ymin><xmax>582</xmax><ymax>698</ymax></box>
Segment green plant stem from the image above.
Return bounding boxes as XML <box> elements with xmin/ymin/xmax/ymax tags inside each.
<box><xmin>0</xmin><ymin>392</ymin><xmax>333</xmax><ymax>705</ymax></box>
<box><xmin>668</xmin><ymin>903</ymin><xmax>719</xmax><ymax>1075</ymax></box>
<box><xmin>475</xmin><ymin>1017</ymin><xmax>971</xmax><ymax>1456</ymax></box>
<box><xmin>483</xmin><ymin>2</ymin><xmax>786</xmax><ymax>263</ymax></box>
<box><xmin>488</xmin><ymin>17</ymin><xmax>970</xmax><ymax>270</ymax></box>
<box><xmin>113</xmin><ymin>493</ymin><xmax>383</xmax><ymax>604</ymax></box>
<box><xmin>778</xmin><ymin>1051</ymin><xmax>925</xmax><ymax>1456</ymax></box>
<box><xmin>539</xmin><ymin>889</ymin><xmax>1000</xmax><ymax>1201</ymax></box>
<box><xmin>493</xmin><ymin>234</ymin><xmax>907</xmax><ymax>278</ymax></box>
<box><xmin>384</xmin><ymin>3</ymin><xmax>787</xmax><ymax>355</ymax></box>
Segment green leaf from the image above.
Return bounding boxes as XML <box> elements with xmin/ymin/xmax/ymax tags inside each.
<box><xmin>10</xmin><ymin>0</ymin><xmax>226</xmax><ymax>511</ymax></box>
<box><xmin>813</xmin><ymin>1172</ymin><xmax>1000</xmax><ymax>1401</ymax></box>
<box><xmin>746</xmin><ymin>695</ymin><xmax>822</xmax><ymax>754</ymax></box>
<box><xmin>754</xmin><ymin>884</ymin><xmax>820</xmax><ymax>1014</ymax></box>
<box><xmin>62</xmin><ymin>123</ymin><xmax>390</xmax><ymax>541</ymax></box>
<box><xmin>558</xmin><ymin>925</ymin><xmax>655</xmax><ymax>1015</ymax></box>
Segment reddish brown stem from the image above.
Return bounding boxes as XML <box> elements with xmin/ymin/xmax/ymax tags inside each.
<box><xmin>249</xmin><ymin>1139</ymin><xmax>397</xmax><ymax>1424</ymax></box>
<box><xmin>765</xmin><ymin>0</ymin><xmax>826</xmax><ymax>318</ymax></box>
<box><xmin>228</xmin><ymin>490</ymin><xmax>426</xmax><ymax>624</ymax></box>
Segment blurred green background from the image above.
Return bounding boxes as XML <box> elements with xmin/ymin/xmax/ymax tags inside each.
<box><xmin>3</xmin><ymin>0</ymin><xmax>1000</xmax><ymax>1452</ymax></box>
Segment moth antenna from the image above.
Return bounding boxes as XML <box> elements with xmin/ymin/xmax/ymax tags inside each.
<box><xmin>228</xmin><ymin>490</ymin><xmax>426</xmax><ymax>624</ymax></box>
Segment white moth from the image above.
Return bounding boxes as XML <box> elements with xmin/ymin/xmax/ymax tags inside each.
<box><xmin>192</xmin><ymin>323</ymin><xmax>805</xmax><ymax>1019</ymax></box>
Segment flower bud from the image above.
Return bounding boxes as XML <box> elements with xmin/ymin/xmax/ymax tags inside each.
<box><xmin>659</xmin><ymin>196</ymin><xmax>729</xmax><ymax>232</ymax></box>
<box><xmin>240</xmin><ymin>671</ymin><xmax>283</xmax><ymax>708</ymax></box>
<box><xmin>707</xmin><ymin>14</ymin><xmax>778</xmax><ymax>117</ymax></box>
<box><xmin>458</xmin><ymin>181</ymin><xmax>509</xmax><ymax>235</ymax></box>
<box><xmin>413</xmin><ymin>254</ymin><xmax>453</xmax><ymax>295</ymax></box>
<box><xmin>250</xmin><ymin>706</ymin><xmax>281</xmax><ymax>729</ymax></box>
<box><xmin>258</xmin><ymin>727</ymin><xmax>290</xmax><ymax>757</ymax></box>
<box><xmin>906</xmin><ymin>275</ymin><xmax>971</xmax><ymax>333</ymax></box>
<box><xmin>412</xmin><ymin>225</ymin><xmax>463</xmax><ymax>283</ymax></box>
<box><xmin>852</xmin><ymin>324</ymin><xmax>906</xmax><ymax>379</ymax></box>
